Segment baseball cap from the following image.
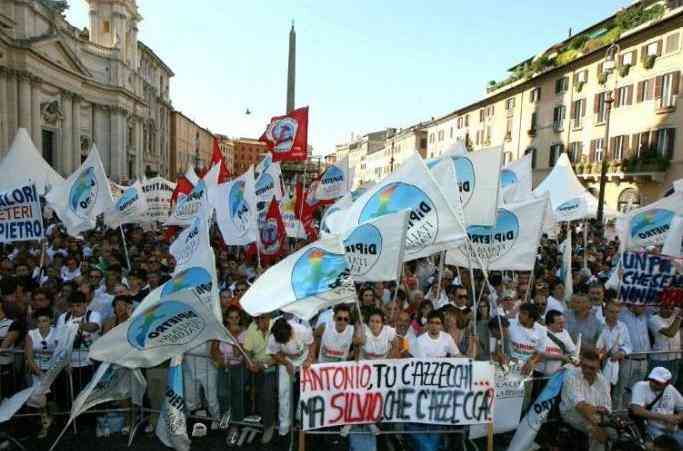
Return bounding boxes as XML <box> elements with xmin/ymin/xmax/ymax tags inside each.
<box><xmin>648</xmin><ymin>367</ymin><xmax>672</xmax><ymax>384</ymax></box>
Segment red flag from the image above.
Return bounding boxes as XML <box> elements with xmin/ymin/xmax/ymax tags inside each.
<box><xmin>259</xmin><ymin>197</ymin><xmax>286</xmax><ymax>259</ymax></box>
<box><xmin>211</xmin><ymin>137</ymin><xmax>231</xmax><ymax>183</ymax></box>
<box><xmin>259</xmin><ymin>106</ymin><xmax>309</xmax><ymax>162</ymax></box>
<box><xmin>293</xmin><ymin>179</ymin><xmax>319</xmax><ymax>241</ymax></box>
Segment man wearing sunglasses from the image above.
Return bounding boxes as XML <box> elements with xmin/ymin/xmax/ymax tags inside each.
<box><xmin>313</xmin><ymin>304</ymin><xmax>360</xmax><ymax>363</ymax></box>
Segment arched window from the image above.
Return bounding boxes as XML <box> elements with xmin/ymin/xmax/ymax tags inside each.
<box><xmin>618</xmin><ymin>188</ymin><xmax>641</xmax><ymax>212</ymax></box>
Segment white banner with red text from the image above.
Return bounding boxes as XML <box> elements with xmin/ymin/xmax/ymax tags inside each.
<box><xmin>299</xmin><ymin>358</ymin><xmax>494</xmax><ymax>430</ymax></box>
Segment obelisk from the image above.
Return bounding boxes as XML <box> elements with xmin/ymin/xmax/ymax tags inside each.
<box><xmin>286</xmin><ymin>21</ymin><xmax>296</xmax><ymax>113</ymax></box>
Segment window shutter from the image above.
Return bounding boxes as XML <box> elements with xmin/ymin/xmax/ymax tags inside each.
<box><xmin>650</xmin><ymin>130</ymin><xmax>659</xmax><ymax>153</ymax></box>
<box><xmin>641</xmin><ymin>45</ymin><xmax>648</xmax><ymax>62</ymax></box>
<box><xmin>655</xmin><ymin>76</ymin><xmax>664</xmax><ymax>99</ymax></box>
<box><xmin>623</xmin><ymin>135</ymin><xmax>630</xmax><ymax>158</ymax></box>
<box><xmin>597</xmin><ymin>62</ymin><xmax>604</xmax><ymax>77</ymax></box>
<box><xmin>672</xmin><ymin>71</ymin><xmax>681</xmax><ymax>95</ymax></box>
<box><xmin>614</xmin><ymin>89</ymin><xmax>621</xmax><ymax>108</ymax></box>
<box><xmin>608</xmin><ymin>137</ymin><xmax>616</xmax><ymax>160</ymax></box>
<box><xmin>637</xmin><ymin>81</ymin><xmax>645</xmax><ymax>102</ymax></box>
<box><xmin>631</xmin><ymin>133</ymin><xmax>639</xmax><ymax>157</ymax></box>
<box><xmin>537</xmin><ymin>88</ymin><xmax>541</xmax><ymax>102</ymax></box>
<box><xmin>618</xmin><ymin>54</ymin><xmax>624</xmax><ymax>66</ymax></box>
<box><xmin>666</xmin><ymin>128</ymin><xmax>675</xmax><ymax>160</ymax></box>
<box><xmin>594</xmin><ymin>94</ymin><xmax>601</xmax><ymax>113</ymax></box>
<box><xmin>589</xmin><ymin>140</ymin><xmax>596</xmax><ymax>161</ymax></box>
<box><xmin>627</xmin><ymin>85</ymin><xmax>634</xmax><ymax>105</ymax></box>
<box><xmin>632</xmin><ymin>49</ymin><xmax>637</xmax><ymax>63</ymax></box>
<box><xmin>555</xmin><ymin>79</ymin><xmax>561</xmax><ymax>94</ymax></box>
<box><xmin>656</xmin><ymin>39</ymin><xmax>663</xmax><ymax>56</ymax></box>
<box><xmin>581</xmin><ymin>99</ymin><xmax>587</xmax><ymax>117</ymax></box>
<box><xmin>570</xmin><ymin>100</ymin><xmax>576</xmax><ymax>119</ymax></box>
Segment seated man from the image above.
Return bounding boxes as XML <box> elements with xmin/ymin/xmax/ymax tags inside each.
<box><xmin>630</xmin><ymin>367</ymin><xmax>683</xmax><ymax>448</ymax></box>
<box><xmin>559</xmin><ymin>346</ymin><xmax>613</xmax><ymax>451</ymax></box>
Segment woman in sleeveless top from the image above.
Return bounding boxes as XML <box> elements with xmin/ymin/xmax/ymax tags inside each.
<box><xmin>210</xmin><ymin>305</ymin><xmax>246</xmax><ymax>445</ymax></box>
<box><xmin>24</xmin><ymin>309</ymin><xmax>58</xmax><ymax>438</ymax></box>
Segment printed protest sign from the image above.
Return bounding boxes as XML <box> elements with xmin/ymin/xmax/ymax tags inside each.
<box><xmin>142</xmin><ymin>177</ymin><xmax>176</xmax><ymax>222</ymax></box>
<box><xmin>619</xmin><ymin>251</ymin><xmax>682</xmax><ymax>304</ymax></box>
<box><xmin>299</xmin><ymin>358</ymin><xmax>494</xmax><ymax>430</ymax></box>
<box><xmin>0</xmin><ymin>183</ymin><xmax>43</xmax><ymax>243</ymax></box>
<box><xmin>469</xmin><ymin>370</ymin><xmax>525</xmax><ymax>439</ymax></box>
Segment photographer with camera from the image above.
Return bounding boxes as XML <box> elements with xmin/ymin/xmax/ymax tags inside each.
<box><xmin>630</xmin><ymin>367</ymin><xmax>683</xmax><ymax>447</ymax></box>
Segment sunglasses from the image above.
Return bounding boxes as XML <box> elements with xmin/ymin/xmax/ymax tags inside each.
<box><xmin>457</xmin><ymin>294</ymin><xmax>468</xmax><ymax>299</ymax></box>
<box><xmin>335</xmin><ymin>316</ymin><xmax>350</xmax><ymax>322</ymax></box>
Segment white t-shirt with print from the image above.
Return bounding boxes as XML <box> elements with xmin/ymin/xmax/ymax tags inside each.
<box><xmin>361</xmin><ymin>325</ymin><xmax>396</xmax><ymax>360</ymax></box>
<box><xmin>631</xmin><ymin>381</ymin><xmax>683</xmax><ymax>431</ymax></box>
<box><xmin>508</xmin><ymin>320</ymin><xmax>545</xmax><ymax>363</ymax></box>
<box><xmin>267</xmin><ymin>321</ymin><xmax>314</xmax><ymax>366</ymax></box>
<box><xmin>536</xmin><ymin>328</ymin><xmax>576</xmax><ymax>376</ymax></box>
<box><xmin>319</xmin><ymin>324</ymin><xmax>354</xmax><ymax>363</ymax></box>
<box><xmin>412</xmin><ymin>331</ymin><xmax>461</xmax><ymax>358</ymax></box>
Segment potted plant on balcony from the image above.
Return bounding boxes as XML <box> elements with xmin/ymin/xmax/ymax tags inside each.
<box><xmin>643</xmin><ymin>54</ymin><xmax>656</xmax><ymax>69</ymax></box>
<box><xmin>592</xmin><ymin>161</ymin><xmax>602</xmax><ymax>174</ymax></box>
<box><xmin>598</xmin><ymin>71</ymin><xmax>609</xmax><ymax>85</ymax></box>
<box><xmin>575</xmin><ymin>161</ymin><xmax>585</xmax><ymax>174</ymax></box>
<box><xmin>575</xmin><ymin>81</ymin><xmax>586</xmax><ymax>92</ymax></box>
<box><xmin>618</xmin><ymin>64</ymin><xmax>630</xmax><ymax>77</ymax></box>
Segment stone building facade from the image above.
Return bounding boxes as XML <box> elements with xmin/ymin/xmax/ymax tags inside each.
<box><xmin>425</xmin><ymin>0</ymin><xmax>683</xmax><ymax>211</ymax></box>
<box><xmin>169</xmin><ymin>110</ymin><xmax>213</xmax><ymax>180</ymax></box>
<box><xmin>0</xmin><ymin>0</ymin><xmax>173</xmax><ymax>181</ymax></box>
<box><xmin>232</xmin><ymin>137</ymin><xmax>268</xmax><ymax>176</ymax></box>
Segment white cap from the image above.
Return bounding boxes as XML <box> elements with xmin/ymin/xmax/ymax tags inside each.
<box><xmin>648</xmin><ymin>367</ymin><xmax>672</xmax><ymax>384</ymax></box>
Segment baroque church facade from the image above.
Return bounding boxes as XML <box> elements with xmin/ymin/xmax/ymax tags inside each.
<box><xmin>0</xmin><ymin>0</ymin><xmax>173</xmax><ymax>181</ymax></box>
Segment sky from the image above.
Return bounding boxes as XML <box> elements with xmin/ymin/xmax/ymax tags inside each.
<box><xmin>66</xmin><ymin>1</ymin><xmax>627</xmax><ymax>157</ymax></box>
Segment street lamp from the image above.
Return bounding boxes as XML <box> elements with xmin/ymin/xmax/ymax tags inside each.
<box><xmin>596</xmin><ymin>43</ymin><xmax>620</xmax><ymax>223</ymax></box>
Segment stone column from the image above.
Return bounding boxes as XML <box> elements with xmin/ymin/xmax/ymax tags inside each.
<box><xmin>6</xmin><ymin>70</ymin><xmax>18</xmax><ymax>146</ymax></box>
<box><xmin>61</xmin><ymin>91</ymin><xmax>73</xmax><ymax>175</ymax></box>
<box><xmin>72</xmin><ymin>95</ymin><xmax>82</xmax><ymax>173</ymax></box>
<box><xmin>30</xmin><ymin>76</ymin><xmax>42</xmax><ymax>152</ymax></box>
<box><xmin>135</xmin><ymin>117</ymin><xmax>145</xmax><ymax>174</ymax></box>
<box><xmin>110</xmin><ymin>107</ymin><xmax>124</xmax><ymax>179</ymax></box>
<box><xmin>0</xmin><ymin>68</ymin><xmax>7</xmax><ymax>153</ymax></box>
<box><xmin>18</xmin><ymin>73</ymin><xmax>31</xmax><ymax>131</ymax></box>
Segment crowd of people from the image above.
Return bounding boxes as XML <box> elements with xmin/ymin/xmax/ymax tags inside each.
<box><xmin>0</xmin><ymin>213</ymin><xmax>681</xmax><ymax>451</ymax></box>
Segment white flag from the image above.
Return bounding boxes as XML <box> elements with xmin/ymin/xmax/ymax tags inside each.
<box><xmin>320</xmin><ymin>193</ymin><xmax>353</xmax><ymax>237</ymax></box>
<box><xmin>316</xmin><ymin>157</ymin><xmax>351</xmax><ymax>201</ymax></box>
<box><xmin>342</xmin><ymin>210</ymin><xmax>408</xmax><ymax>282</ymax></box>
<box><xmin>616</xmin><ymin>191</ymin><xmax>683</xmax><ymax>251</ymax></box>
<box><xmin>240</xmin><ymin>236</ymin><xmax>356</xmax><ymax>319</ymax></box>
<box><xmin>337</xmin><ymin>154</ymin><xmax>467</xmax><ymax>261</ymax></box>
<box><xmin>560</xmin><ymin>233</ymin><xmax>573</xmax><ymax>302</ymax></box>
<box><xmin>431</xmin><ymin>146</ymin><xmax>502</xmax><ymax>226</ymax></box>
<box><xmin>169</xmin><ymin>203</ymin><xmax>222</xmax><ymax>322</ymax></box>
<box><xmin>46</xmin><ymin>145</ymin><xmax>114</xmax><ymax>237</ymax></box>
<box><xmin>89</xmin><ymin>285</ymin><xmax>232</xmax><ymax>368</ymax></box>
<box><xmin>28</xmin><ymin>323</ymin><xmax>79</xmax><ymax>408</ymax></box>
<box><xmin>184</xmin><ymin>166</ymin><xmax>199</xmax><ymax>186</ymax></box>
<box><xmin>165</xmin><ymin>179</ymin><xmax>208</xmax><ymax>227</ymax></box>
<box><xmin>281</xmin><ymin>184</ymin><xmax>307</xmax><ymax>239</ymax></box>
<box><xmin>156</xmin><ymin>355</ymin><xmax>191</xmax><ymax>451</ymax></box>
<box><xmin>446</xmin><ymin>197</ymin><xmax>547</xmax><ymax>271</ymax></box>
<box><xmin>255</xmin><ymin>154</ymin><xmax>284</xmax><ymax>205</ymax></box>
<box><xmin>500</xmin><ymin>153</ymin><xmax>533</xmax><ymax>203</ymax></box>
<box><xmin>67</xmin><ymin>362</ymin><xmax>146</xmax><ymax>427</ymax></box>
<box><xmin>104</xmin><ymin>180</ymin><xmax>149</xmax><ymax>228</ymax></box>
<box><xmin>662</xmin><ymin>216</ymin><xmax>683</xmax><ymax>257</ymax></box>
<box><xmin>0</xmin><ymin>387</ymin><xmax>36</xmax><ymax>423</ymax></box>
<box><xmin>211</xmin><ymin>166</ymin><xmax>258</xmax><ymax>246</ymax></box>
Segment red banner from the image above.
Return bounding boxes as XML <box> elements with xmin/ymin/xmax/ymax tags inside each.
<box><xmin>259</xmin><ymin>106</ymin><xmax>309</xmax><ymax>162</ymax></box>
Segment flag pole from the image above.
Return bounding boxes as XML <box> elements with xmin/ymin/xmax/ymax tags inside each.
<box><xmin>119</xmin><ymin>225</ymin><xmax>132</xmax><ymax>273</ymax></box>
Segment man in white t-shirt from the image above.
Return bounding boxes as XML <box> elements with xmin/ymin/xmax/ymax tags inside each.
<box><xmin>508</xmin><ymin>303</ymin><xmax>544</xmax><ymax>375</ymax></box>
<box><xmin>648</xmin><ymin>305</ymin><xmax>682</xmax><ymax>385</ymax></box>
<box><xmin>411</xmin><ymin>310</ymin><xmax>460</xmax><ymax>358</ymax></box>
<box><xmin>60</xmin><ymin>255</ymin><xmax>82</xmax><ymax>282</ymax></box>
<box><xmin>536</xmin><ymin>310</ymin><xmax>576</xmax><ymax>377</ymax></box>
<box><xmin>630</xmin><ymin>367</ymin><xmax>683</xmax><ymax>447</ymax></box>
<box><xmin>267</xmin><ymin>318</ymin><xmax>314</xmax><ymax>437</ymax></box>
<box><xmin>314</xmin><ymin>304</ymin><xmax>358</xmax><ymax>363</ymax></box>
